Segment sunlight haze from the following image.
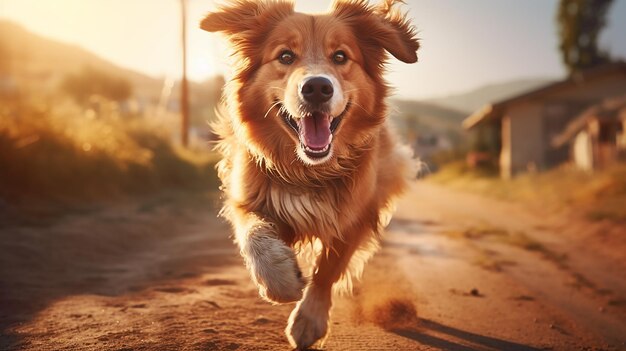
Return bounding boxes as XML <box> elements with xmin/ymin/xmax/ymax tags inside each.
<box><xmin>1</xmin><ymin>0</ymin><xmax>625</xmax><ymax>99</ymax></box>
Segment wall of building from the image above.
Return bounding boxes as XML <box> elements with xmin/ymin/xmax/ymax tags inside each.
<box><xmin>500</xmin><ymin>115</ymin><xmax>512</xmax><ymax>178</ymax></box>
<box><xmin>501</xmin><ymin>103</ymin><xmax>545</xmax><ymax>177</ymax></box>
<box><xmin>573</xmin><ymin>130</ymin><xmax>593</xmax><ymax>171</ymax></box>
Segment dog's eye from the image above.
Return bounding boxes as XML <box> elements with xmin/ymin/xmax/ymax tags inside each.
<box><xmin>332</xmin><ymin>51</ymin><xmax>347</xmax><ymax>64</ymax></box>
<box><xmin>278</xmin><ymin>50</ymin><xmax>296</xmax><ymax>65</ymax></box>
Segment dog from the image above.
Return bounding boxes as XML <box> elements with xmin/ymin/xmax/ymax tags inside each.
<box><xmin>201</xmin><ymin>0</ymin><xmax>419</xmax><ymax>348</ymax></box>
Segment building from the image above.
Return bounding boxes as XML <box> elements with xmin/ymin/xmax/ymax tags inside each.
<box><xmin>553</xmin><ymin>96</ymin><xmax>626</xmax><ymax>171</ymax></box>
<box><xmin>463</xmin><ymin>62</ymin><xmax>626</xmax><ymax>178</ymax></box>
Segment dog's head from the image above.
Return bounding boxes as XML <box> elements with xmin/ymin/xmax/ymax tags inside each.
<box><xmin>202</xmin><ymin>0</ymin><xmax>419</xmax><ymax>167</ymax></box>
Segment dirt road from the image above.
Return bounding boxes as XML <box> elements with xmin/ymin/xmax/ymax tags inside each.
<box><xmin>1</xmin><ymin>183</ymin><xmax>625</xmax><ymax>350</ymax></box>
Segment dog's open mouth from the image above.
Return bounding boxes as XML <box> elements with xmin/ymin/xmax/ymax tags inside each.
<box><xmin>279</xmin><ymin>102</ymin><xmax>349</xmax><ymax>159</ymax></box>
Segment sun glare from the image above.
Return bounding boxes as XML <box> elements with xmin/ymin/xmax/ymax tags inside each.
<box><xmin>1</xmin><ymin>0</ymin><xmax>226</xmax><ymax>81</ymax></box>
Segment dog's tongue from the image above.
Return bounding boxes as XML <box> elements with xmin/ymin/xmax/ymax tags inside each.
<box><xmin>299</xmin><ymin>111</ymin><xmax>331</xmax><ymax>150</ymax></box>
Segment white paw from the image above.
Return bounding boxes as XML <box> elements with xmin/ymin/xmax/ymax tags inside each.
<box><xmin>242</xmin><ymin>232</ymin><xmax>306</xmax><ymax>304</ymax></box>
<box><xmin>286</xmin><ymin>287</ymin><xmax>331</xmax><ymax>350</ymax></box>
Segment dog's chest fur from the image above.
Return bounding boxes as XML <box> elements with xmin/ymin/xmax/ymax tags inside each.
<box><xmin>265</xmin><ymin>180</ymin><xmax>358</xmax><ymax>245</ymax></box>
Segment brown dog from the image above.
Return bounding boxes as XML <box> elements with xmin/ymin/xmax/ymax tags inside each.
<box><xmin>201</xmin><ymin>0</ymin><xmax>419</xmax><ymax>348</ymax></box>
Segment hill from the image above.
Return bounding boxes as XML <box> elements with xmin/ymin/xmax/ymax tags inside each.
<box><xmin>0</xmin><ymin>20</ymin><xmax>223</xmax><ymax>127</ymax></box>
<box><xmin>0</xmin><ymin>20</ymin><xmax>162</xmax><ymax>98</ymax></box>
<box><xmin>426</xmin><ymin>78</ymin><xmax>556</xmax><ymax>113</ymax></box>
<box><xmin>389</xmin><ymin>99</ymin><xmax>466</xmax><ymax>133</ymax></box>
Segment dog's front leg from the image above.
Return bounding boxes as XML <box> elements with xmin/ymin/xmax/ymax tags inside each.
<box><xmin>286</xmin><ymin>239</ymin><xmax>358</xmax><ymax>349</ymax></box>
<box><xmin>234</xmin><ymin>213</ymin><xmax>306</xmax><ymax>304</ymax></box>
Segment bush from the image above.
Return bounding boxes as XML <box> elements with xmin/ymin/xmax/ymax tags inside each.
<box><xmin>430</xmin><ymin>161</ymin><xmax>626</xmax><ymax>222</ymax></box>
<box><xmin>0</xmin><ymin>100</ymin><xmax>218</xmax><ymax>205</ymax></box>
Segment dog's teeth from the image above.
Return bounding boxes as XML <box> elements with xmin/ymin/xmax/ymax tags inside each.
<box><xmin>304</xmin><ymin>144</ymin><xmax>330</xmax><ymax>153</ymax></box>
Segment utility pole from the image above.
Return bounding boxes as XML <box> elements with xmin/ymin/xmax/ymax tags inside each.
<box><xmin>180</xmin><ymin>0</ymin><xmax>190</xmax><ymax>147</ymax></box>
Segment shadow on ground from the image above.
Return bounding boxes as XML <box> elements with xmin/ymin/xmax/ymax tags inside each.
<box><xmin>394</xmin><ymin>318</ymin><xmax>542</xmax><ymax>351</ymax></box>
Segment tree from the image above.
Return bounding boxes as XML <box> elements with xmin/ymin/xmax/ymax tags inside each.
<box><xmin>557</xmin><ymin>0</ymin><xmax>614</xmax><ymax>75</ymax></box>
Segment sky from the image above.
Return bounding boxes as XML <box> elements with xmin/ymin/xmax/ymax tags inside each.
<box><xmin>1</xmin><ymin>0</ymin><xmax>625</xmax><ymax>100</ymax></box>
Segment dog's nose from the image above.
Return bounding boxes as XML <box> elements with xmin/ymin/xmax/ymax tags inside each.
<box><xmin>301</xmin><ymin>76</ymin><xmax>333</xmax><ymax>104</ymax></box>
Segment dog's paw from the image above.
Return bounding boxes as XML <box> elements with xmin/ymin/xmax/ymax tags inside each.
<box><xmin>285</xmin><ymin>287</ymin><xmax>331</xmax><ymax>350</ymax></box>
<box><xmin>243</xmin><ymin>232</ymin><xmax>306</xmax><ymax>304</ymax></box>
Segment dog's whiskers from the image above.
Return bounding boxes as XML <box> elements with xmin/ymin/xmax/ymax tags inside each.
<box><xmin>263</xmin><ymin>100</ymin><xmax>283</xmax><ymax>119</ymax></box>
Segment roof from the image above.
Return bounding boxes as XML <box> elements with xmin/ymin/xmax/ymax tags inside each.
<box><xmin>552</xmin><ymin>94</ymin><xmax>626</xmax><ymax>147</ymax></box>
<box><xmin>462</xmin><ymin>62</ymin><xmax>626</xmax><ymax>130</ymax></box>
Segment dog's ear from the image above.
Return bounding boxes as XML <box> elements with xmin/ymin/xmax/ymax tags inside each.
<box><xmin>333</xmin><ymin>0</ymin><xmax>419</xmax><ymax>63</ymax></box>
<box><xmin>371</xmin><ymin>0</ymin><xmax>419</xmax><ymax>63</ymax></box>
<box><xmin>200</xmin><ymin>0</ymin><xmax>294</xmax><ymax>35</ymax></box>
<box><xmin>200</xmin><ymin>1</ymin><xmax>258</xmax><ymax>34</ymax></box>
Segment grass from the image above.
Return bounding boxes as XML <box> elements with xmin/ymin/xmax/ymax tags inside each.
<box><xmin>430</xmin><ymin>160</ymin><xmax>626</xmax><ymax>222</ymax></box>
<box><xmin>0</xmin><ymin>98</ymin><xmax>219</xmax><ymax>209</ymax></box>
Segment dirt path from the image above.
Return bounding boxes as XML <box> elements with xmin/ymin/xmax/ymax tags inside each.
<box><xmin>366</xmin><ymin>182</ymin><xmax>626</xmax><ymax>350</ymax></box>
<box><xmin>1</xmin><ymin>183</ymin><xmax>625</xmax><ymax>350</ymax></box>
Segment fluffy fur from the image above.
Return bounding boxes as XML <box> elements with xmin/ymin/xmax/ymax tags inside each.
<box><xmin>201</xmin><ymin>0</ymin><xmax>419</xmax><ymax>348</ymax></box>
